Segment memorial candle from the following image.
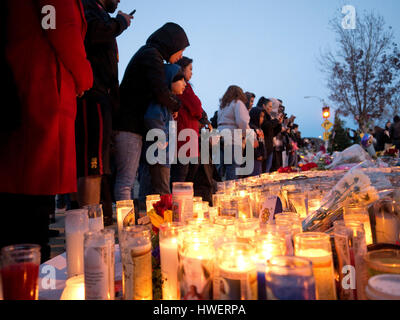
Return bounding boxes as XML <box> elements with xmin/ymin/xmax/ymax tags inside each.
<box><xmin>294</xmin><ymin>233</ymin><xmax>337</xmax><ymax>300</ymax></box>
<box><xmin>159</xmin><ymin>222</ymin><xmax>185</xmax><ymax>300</ymax></box>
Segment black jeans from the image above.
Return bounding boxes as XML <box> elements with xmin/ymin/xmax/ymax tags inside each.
<box><xmin>0</xmin><ymin>193</ymin><xmax>54</xmax><ymax>263</ymax></box>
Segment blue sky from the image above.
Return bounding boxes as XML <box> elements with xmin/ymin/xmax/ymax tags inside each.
<box><xmin>115</xmin><ymin>0</ymin><xmax>400</xmax><ymax>138</ymax></box>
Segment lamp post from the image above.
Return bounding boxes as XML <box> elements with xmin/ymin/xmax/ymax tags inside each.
<box><xmin>304</xmin><ymin>96</ymin><xmax>333</xmax><ymax>151</ymax></box>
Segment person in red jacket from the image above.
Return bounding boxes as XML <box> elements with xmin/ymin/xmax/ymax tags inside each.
<box><xmin>0</xmin><ymin>0</ymin><xmax>93</xmax><ymax>262</ymax></box>
<box><xmin>171</xmin><ymin>57</ymin><xmax>204</xmax><ymax>184</ymax></box>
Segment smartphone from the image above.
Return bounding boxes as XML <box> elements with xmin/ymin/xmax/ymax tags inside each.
<box><xmin>129</xmin><ymin>9</ymin><xmax>136</xmax><ymax>16</ymax></box>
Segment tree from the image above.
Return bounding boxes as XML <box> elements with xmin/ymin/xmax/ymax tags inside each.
<box><xmin>329</xmin><ymin>112</ymin><xmax>353</xmax><ymax>152</ymax></box>
<box><xmin>320</xmin><ymin>11</ymin><xmax>400</xmax><ymax>132</ymax></box>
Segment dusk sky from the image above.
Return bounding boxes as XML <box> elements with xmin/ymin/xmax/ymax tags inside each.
<box><xmin>115</xmin><ymin>0</ymin><xmax>400</xmax><ymax>138</ymax></box>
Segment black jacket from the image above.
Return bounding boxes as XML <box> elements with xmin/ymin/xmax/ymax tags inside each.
<box><xmin>82</xmin><ymin>0</ymin><xmax>128</xmax><ymax>105</ymax></box>
<box><xmin>115</xmin><ymin>23</ymin><xmax>190</xmax><ymax>136</ymax></box>
<box><xmin>256</xmin><ymin>107</ymin><xmax>282</xmax><ymax>155</ymax></box>
<box><xmin>249</xmin><ymin>107</ymin><xmax>267</xmax><ymax>160</ymax></box>
<box><xmin>390</xmin><ymin>122</ymin><xmax>400</xmax><ymax>141</ymax></box>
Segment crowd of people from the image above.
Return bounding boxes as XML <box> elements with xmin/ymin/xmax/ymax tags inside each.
<box><xmin>0</xmin><ymin>0</ymin><xmax>305</xmax><ymax>262</ymax></box>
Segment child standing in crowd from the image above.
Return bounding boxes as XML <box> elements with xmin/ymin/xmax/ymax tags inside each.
<box><xmin>249</xmin><ymin>108</ymin><xmax>267</xmax><ymax>176</ymax></box>
<box><xmin>144</xmin><ymin>64</ymin><xmax>187</xmax><ymax>195</ymax></box>
<box><xmin>171</xmin><ymin>56</ymin><xmax>204</xmax><ymax>185</ymax></box>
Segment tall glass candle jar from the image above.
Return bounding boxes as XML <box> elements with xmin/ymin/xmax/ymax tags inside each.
<box><xmin>146</xmin><ymin>194</ymin><xmax>161</xmax><ymax>214</ymax></box>
<box><xmin>254</xmin><ymin>234</ymin><xmax>287</xmax><ymax>300</ymax></box>
<box><xmin>214</xmin><ymin>216</ymin><xmax>236</xmax><ymax>233</ymax></box>
<box><xmin>286</xmin><ymin>190</ymin><xmax>308</xmax><ymax>219</ymax></box>
<box><xmin>370</xmin><ymin>199</ymin><xmax>400</xmax><ymax>244</ymax></box>
<box><xmin>0</xmin><ymin>244</ymin><xmax>41</xmax><ymax>300</ymax></box>
<box><xmin>172</xmin><ymin>182</ymin><xmax>194</xmax><ymax>222</ymax></box>
<box><xmin>262</xmin><ymin>224</ymin><xmax>294</xmax><ymax>256</ymax></box>
<box><xmin>159</xmin><ymin>222</ymin><xmax>185</xmax><ymax>300</ymax></box>
<box><xmin>334</xmin><ymin>221</ymin><xmax>368</xmax><ymax>300</ymax></box>
<box><xmin>116</xmin><ymin>200</ymin><xmax>135</xmax><ymax>241</ymax></box>
<box><xmin>364</xmin><ymin>249</ymin><xmax>400</xmax><ymax>278</ymax></box>
<box><xmin>275</xmin><ymin>213</ymin><xmax>303</xmax><ymax>236</ymax></box>
<box><xmin>216</xmin><ymin>242</ymin><xmax>257</xmax><ymax>300</ymax></box>
<box><xmin>193</xmin><ymin>197</ymin><xmax>203</xmax><ymax>219</ymax></box>
<box><xmin>84</xmin><ymin>204</ymin><xmax>104</xmax><ymax>232</ymax></box>
<box><xmin>65</xmin><ymin>209</ymin><xmax>89</xmax><ymax>278</ymax></box>
<box><xmin>294</xmin><ymin>232</ymin><xmax>337</xmax><ymax>300</ymax></box>
<box><xmin>235</xmin><ymin>218</ymin><xmax>260</xmax><ymax>243</ymax></box>
<box><xmin>178</xmin><ymin>231</ymin><xmax>214</xmax><ymax>300</ymax></box>
<box><xmin>84</xmin><ymin>229</ymin><xmax>115</xmax><ymax>300</ymax></box>
<box><xmin>120</xmin><ymin>226</ymin><xmax>152</xmax><ymax>300</ymax></box>
<box><xmin>344</xmin><ymin>203</ymin><xmax>373</xmax><ymax>245</ymax></box>
<box><xmin>265</xmin><ymin>256</ymin><xmax>316</xmax><ymax>300</ymax></box>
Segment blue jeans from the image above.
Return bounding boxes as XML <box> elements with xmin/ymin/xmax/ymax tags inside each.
<box><xmin>113</xmin><ymin>131</ymin><xmax>143</xmax><ymax>201</ymax></box>
<box><xmin>218</xmin><ymin>144</ymin><xmax>240</xmax><ymax>181</ymax></box>
<box><xmin>265</xmin><ymin>153</ymin><xmax>273</xmax><ymax>173</ymax></box>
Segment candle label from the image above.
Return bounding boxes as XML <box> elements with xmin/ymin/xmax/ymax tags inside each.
<box><xmin>334</xmin><ymin>231</ymin><xmax>368</xmax><ymax>300</ymax></box>
<box><xmin>172</xmin><ymin>196</ymin><xmax>193</xmax><ymax>222</ymax></box>
<box><xmin>218</xmin><ymin>268</ymin><xmax>257</xmax><ymax>300</ymax></box>
<box><xmin>84</xmin><ymin>245</ymin><xmax>110</xmax><ymax>300</ymax></box>
<box><xmin>178</xmin><ymin>256</ymin><xmax>213</xmax><ymax>300</ymax></box>
<box><xmin>122</xmin><ymin>246</ymin><xmax>152</xmax><ymax>300</ymax></box>
<box><xmin>259</xmin><ymin>196</ymin><xmax>283</xmax><ymax>224</ymax></box>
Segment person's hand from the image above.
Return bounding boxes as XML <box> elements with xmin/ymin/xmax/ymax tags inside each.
<box><xmin>253</xmin><ymin>137</ymin><xmax>259</xmax><ymax>149</ymax></box>
<box><xmin>208</xmin><ymin>124</ymin><xmax>213</xmax><ymax>131</ymax></box>
<box><xmin>172</xmin><ymin>112</ymin><xmax>178</xmax><ymax>120</ymax></box>
<box><xmin>118</xmin><ymin>11</ymin><xmax>134</xmax><ymax>27</ymax></box>
<box><xmin>77</xmin><ymin>91</ymin><xmax>85</xmax><ymax>98</ymax></box>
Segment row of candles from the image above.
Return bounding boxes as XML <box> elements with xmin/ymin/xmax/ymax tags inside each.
<box><xmin>61</xmin><ymin>176</ymin><xmax>400</xmax><ymax>300</ymax></box>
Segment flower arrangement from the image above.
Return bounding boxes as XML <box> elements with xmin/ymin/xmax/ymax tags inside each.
<box><xmin>299</xmin><ymin>162</ymin><xmax>318</xmax><ymax>172</ymax></box>
<box><xmin>146</xmin><ymin>194</ymin><xmax>173</xmax><ymax>300</ymax></box>
<box><xmin>278</xmin><ymin>166</ymin><xmax>297</xmax><ymax>173</ymax></box>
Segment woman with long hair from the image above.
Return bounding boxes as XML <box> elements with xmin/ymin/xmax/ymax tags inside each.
<box><xmin>217</xmin><ymin>85</ymin><xmax>256</xmax><ymax>180</ymax></box>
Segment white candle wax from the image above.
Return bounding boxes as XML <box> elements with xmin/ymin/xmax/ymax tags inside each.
<box><xmin>66</xmin><ymin>231</ymin><xmax>85</xmax><ymax>278</ymax></box>
<box><xmin>89</xmin><ymin>217</ymin><xmax>104</xmax><ymax>232</ymax></box>
<box><xmin>160</xmin><ymin>237</ymin><xmax>179</xmax><ymax>300</ymax></box>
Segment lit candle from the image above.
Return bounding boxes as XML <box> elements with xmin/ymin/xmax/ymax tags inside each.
<box><xmin>65</xmin><ymin>209</ymin><xmax>89</xmax><ymax>278</ymax></box>
<box><xmin>60</xmin><ymin>275</ymin><xmax>85</xmax><ymax>300</ymax></box>
<box><xmin>116</xmin><ymin>200</ymin><xmax>135</xmax><ymax>241</ymax></box>
<box><xmin>235</xmin><ymin>218</ymin><xmax>260</xmax><ymax>243</ymax></box>
<box><xmin>159</xmin><ymin>222</ymin><xmax>185</xmax><ymax>300</ymax></box>
<box><xmin>216</xmin><ymin>242</ymin><xmax>257</xmax><ymax>300</ymax></box>
<box><xmin>344</xmin><ymin>204</ymin><xmax>373</xmax><ymax>245</ymax></box>
<box><xmin>294</xmin><ymin>233</ymin><xmax>337</xmax><ymax>300</ymax></box>
<box><xmin>178</xmin><ymin>232</ymin><xmax>214</xmax><ymax>300</ymax></box>
<box><xmin>120</xmin><ymin>226</ymin><xmax>152</xmax><ymax>300</ymax></box>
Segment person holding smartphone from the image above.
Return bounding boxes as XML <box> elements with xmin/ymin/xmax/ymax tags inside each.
<box><xmin>75</xmin><ymin>0</ymin><xmax>134</xmax><ymax>225</ymax></box>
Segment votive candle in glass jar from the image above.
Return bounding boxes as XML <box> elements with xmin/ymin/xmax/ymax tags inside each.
<box><xmin>214</xmin><ymin>216</ymin><xmax>236</xmax><ymax>233</ymax></box>
<box><xmin>116</xmin><ymin>200</ymin><xmax>135</xmax><ymax>241</ymax></box>
<box><xmin>172</xmin><ymin>182</ymin><xmax>194</xmax><ymax>222</ymax></box>
<box><xmin>65</xmin><ymin>209</ymin><xmax>89</xmax><ymax>278</ymax></box>
<box><xmin>333</xmin><ymin>220</ymin><xmax>368</xmax><ymax>300</ymax></box>
<box><xmin>120</xmin><ymin>226</ymin><xmax>152</xmax><ymax>300</ymax></box>
<box><xmin>235</xmin><ymin>218</ymin><xmax>260</xmax><ymax>243</ymax></box>
<box><xmin>146</xmin><ymin>194</ymin><xmax>161</xmax><ymax>214</ymax></box>
<box><xmin>294</xmin><ymin>232</ymin><xmax>337</xmax><ymax>300</ymax></box>
<box><xmin>254</xmin><ymin>234</ymin><xmax>287</xmax><ymax>300</ymax></box>
<box><xmin>265</xmin><ymin>256</ymin><xmax>316</xmax><ymax>300</ymax></box>
<box><xmin>178</xmin><ymin>231</ymin><xmax>214</xmax><ymax>300</ymax></box>
<box><xmin>216</xmin><ymin>242</ymin><xmax>257</xmax><ymax>300</ymax></box>
<box><xmin>159</xmin><ymin>222</ymin><xmax>185</xmax><ymax>300</ymax></box>
<box><xmin>344</xmin><ymin>203</ymin><xmax>373</xmax><ymax>245</ymax></box>
<box><xmin>84</xmin><ymin>204</ymin><xmax>104</xmax><ymax>232</ymax></box>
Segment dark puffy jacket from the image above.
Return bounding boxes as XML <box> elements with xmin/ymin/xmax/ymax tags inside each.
<box><xmin>115</xmin><ymin>23</ymin><xmax>190</xmax><ymax>136</ymax></box>
<box><xmin>390</xmin><ymin>122</ymin><xmax>400</xmax><ymax>141</ymax></box>
<box><xmin>82</xmin><ymin>0</ymin><xmax>128</xmax><ymax>104</ymax></box>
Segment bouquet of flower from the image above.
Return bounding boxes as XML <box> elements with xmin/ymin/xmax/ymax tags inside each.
<box><xmin>303</xmin><ymin>161</ymin><xmax>393</xmax><ymax>232</ymax></box>
<box><xmin>278</xmin><ymin>166</ymin><xmax>297</xmax><ymax>173</ymax></box>
<box><xmin>299</xmin><ymin>162</ymin><xmax>318</xmax><ymax>172</ymax></box>
<box><xmin>147</xmin><ymin>194</ymin><xmax>173</xmax><ymax>234</ymax></box>
<box><xmin>146</xmin><ymin>194</ymin><xmax>173</xmax><ymax>300</ymax></box>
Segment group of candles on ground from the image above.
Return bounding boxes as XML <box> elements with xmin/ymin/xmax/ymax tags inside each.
<box><xmin>1</xmin><ymin>168</ymin><xmax>400</xmax><ymax>300</ymax></box>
